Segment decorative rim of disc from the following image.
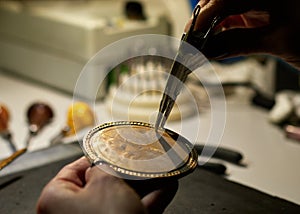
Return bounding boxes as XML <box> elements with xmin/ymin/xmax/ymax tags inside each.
<box><xmin>82</xmin><ymin>121</ymin><xmax>198</xmax><ymax>179</ymax></box>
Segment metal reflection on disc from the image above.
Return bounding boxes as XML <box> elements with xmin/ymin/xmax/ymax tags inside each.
<box><xmin>83</xmin><ymin>121</ymin><xmax>197</xmax><ymax>179</ymax></box>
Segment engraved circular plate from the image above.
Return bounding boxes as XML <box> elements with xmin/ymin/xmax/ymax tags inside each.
<box><xmin>83</xmin><ymin>121</ymin><xmax>198</xmax><ymax>179</ymax></box>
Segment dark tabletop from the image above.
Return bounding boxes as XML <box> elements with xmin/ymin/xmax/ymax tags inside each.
<box><xmin>0</xmin><ymin>151</ymin><xmax>299</xmax><ymax>214</ymax></box>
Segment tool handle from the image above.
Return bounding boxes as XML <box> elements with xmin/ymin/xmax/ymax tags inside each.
<box><xmin>0</xmin><ymin>148</ymin><xmax>27</xmax><ymax>170</ymax></box>
<box><xmin>198</xmin><ymin>162</ymin><xmax>227</xmax><ymax>175</ymax></box>
<box><xmin>195</xmin><ymin>145</ymin><xmax>243</xmax><ymax>164</ymax></box>
<box><xmin>0</xmin><ymin>131</ymin><xmax>17</xmax><ymax>152</ymax></box>
<box><xmin>50</xmin><ymin>127</ymin><xmax>69</xmax><ymax>146</ymax></box>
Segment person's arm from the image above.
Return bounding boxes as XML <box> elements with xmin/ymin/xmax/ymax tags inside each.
<box><xmin>186</xmin><ymin>0</ymin><xmax>300</xmax><ymax>69</ymax></box>
<box><xmin>36</xmin><ymin>157</ymin><xmax>178</xmax><ymax>214</ymax></box>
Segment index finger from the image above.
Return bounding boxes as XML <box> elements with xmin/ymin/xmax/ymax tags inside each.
<box><xmin>189</xmin><ymin>0</ymin><xmax>256</xmax><ymax>31</ymax></box>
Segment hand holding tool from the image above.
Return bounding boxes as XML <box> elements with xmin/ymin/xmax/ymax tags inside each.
<box><xmin>155</xmin><ymin>5</ymin><xmax>220</xmax><ymax>129</ymax></box>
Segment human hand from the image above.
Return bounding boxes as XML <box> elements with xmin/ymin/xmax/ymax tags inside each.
<box><xmin>186</xmin><ymin>0</ymin><xmax>300</xmax><ymax>69</ymax></box>
<box><xmin>36</xmin><ymin>157</ymin><xmax>178</xmax><ymax>214</ymax></box>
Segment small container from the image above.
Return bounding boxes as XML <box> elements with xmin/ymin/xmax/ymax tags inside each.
<box><xmin>82</xmin><ymin>121</ymin><xmax>198</xmax><ymax>179</ymax></box>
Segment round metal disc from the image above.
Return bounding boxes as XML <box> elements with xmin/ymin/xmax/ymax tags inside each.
<box><xmin>83</xmin><ymin>121</ymin><xmax>198</xmax><ymax>179</ymax></box>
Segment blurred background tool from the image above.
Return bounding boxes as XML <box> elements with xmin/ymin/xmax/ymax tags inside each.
<box><xmin>0</xmin><ymin>104</ymin><xmax>17</xmax><ymax>153</ymax></box>
<box><xmin>25</xmin><ymin>102</ymin><xmax>54</xmax><ymax>148</ymax></box>
<box><xmin>0</xmin><ymin>101</ymin><xmax>54</xmax><ymax>171</ymax></box>
<box><xmin>0</xmin><ymin>148</ymin><xmax>27</xmax><ymax>171</ymax></box>
<box><xmin>195</xmin><ymin>144</ymin><xmax>245</xmax><ymax>175</ymax></box>
<box><xmin>195</xmin><ymin>144</ymin><xmax>244</xmax><ymax>165</ymax></box>
<box><xmin>285</xmin><ymin>125</ymin><xmax>300</xmax><ymax>142</ymax></box>
<box><xmin>50</xmin><ymin>101</ymin><xmax>96</xmax><ymax>146</ymax></box>
<box><xmin>198</xmin><ymin>161</ymin><xmax>227</xmax><ymax>175</ymax></box>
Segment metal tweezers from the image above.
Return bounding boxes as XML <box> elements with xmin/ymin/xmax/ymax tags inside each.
<box><xmin>155</xmin><ymin>5</ymin><xmax>220</xmax><ymax>129</ymax></box>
